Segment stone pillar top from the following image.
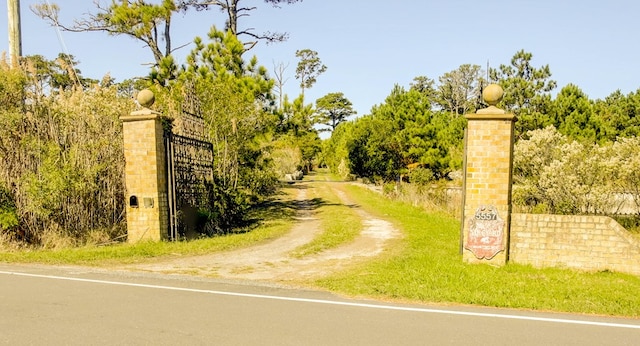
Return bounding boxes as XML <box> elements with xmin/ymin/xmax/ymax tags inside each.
<box><xmin>120</xmin><ymin>89</ymin><xmax>162</xmax><ymax>121</ymax></box>
<box><xmin>482</xmin><ymin>84</ymin><xmax>503</xmax><ymax>106</ymax></box>
<box><xmin>466</xmin><ymin>84</ymin><xmax>516</xmax><ymax>121</ymax></box>
<box><xmin>137</xmin><ymin>89</ymin><xmax>155</xmax><ymax>109</ymax></box>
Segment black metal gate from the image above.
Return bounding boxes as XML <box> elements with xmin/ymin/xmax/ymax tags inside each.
<box><xmin>165</xmin><ymin>85</ymin><xmax>214</xmax><ymax>240</ymax></box>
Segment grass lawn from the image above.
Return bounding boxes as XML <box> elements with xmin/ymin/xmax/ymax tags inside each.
<box><xmin>313</xmin><ymin>183</ymin><xmax>640</xmax><ymax>318</ymax></box>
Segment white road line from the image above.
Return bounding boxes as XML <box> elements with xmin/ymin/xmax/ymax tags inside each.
<box><xmin>1</xmin><ymin>270</ymin><xmax>639</xmax><ymax>330</ymax></box>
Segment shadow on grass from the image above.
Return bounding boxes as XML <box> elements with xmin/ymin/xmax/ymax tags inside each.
<box><xmin>234</xmin><ymin>187</ymin><xmax>359</xmax><ymax>235</ymax></box>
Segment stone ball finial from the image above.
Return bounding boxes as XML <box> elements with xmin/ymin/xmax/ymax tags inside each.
<box><xmin>137</xmin><ymin>89</ymin><xmax>155</xmax><ymax>108</ymax></box>
<box><xmin>482</xmin><ymin>84</ymin><xmax>503</xmax><ymax>106</ymax></box>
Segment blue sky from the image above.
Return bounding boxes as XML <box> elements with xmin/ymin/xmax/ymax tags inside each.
<box><xmin>2</xmin><ymin>0</ymin><xmax>640</xmax><ymax>116</ymax></box>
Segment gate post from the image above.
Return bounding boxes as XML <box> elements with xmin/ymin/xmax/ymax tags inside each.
<box><xmin>461</xmin><ymin>84</ymin><xmax>516</xmax><ymax>265</ymax></box>
<box><xmin>120</xmin><ymin>90</ymin><xmax>169</xmax><ymax>242</ymax></box>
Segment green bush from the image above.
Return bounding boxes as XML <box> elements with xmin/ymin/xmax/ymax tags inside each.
<box><xmin>206</xmin><ymin>180</ymin><xmax>251</xmax><ymax>233</ymax></box>
<box><xmin>513</xmin><ymin>127</ymin><xmax>640</xmax><ymax>219</ymax></box>
<box><xmin>0</xmin><ymin>184</ymin><xmax>18</xmax><ymax>231</ymax></box>
<box><xmin>408</xmin><ymin>167</ymin><xmax>434</xmax><ymax>187</ymax></box>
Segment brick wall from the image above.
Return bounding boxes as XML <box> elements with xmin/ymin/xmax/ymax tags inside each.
<box><xmin>510</xmin><ymin>213</ymin><xmax>640</xmax><ymax>276</ymax></box>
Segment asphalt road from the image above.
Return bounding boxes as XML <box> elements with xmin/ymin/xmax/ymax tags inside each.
<box><xmin>0</xmin><ymin>263</ymin><xmax>638</xmax><ymax>345</ymax></box>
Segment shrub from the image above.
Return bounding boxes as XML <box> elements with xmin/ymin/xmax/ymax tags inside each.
<box><xmin>0</xmin><ymin>61</ymin><xmax>131</xmax><ymax>245</ymax></box>
<box><xmin>513</xmin><ymin>126</ymin><xmax>639</xmax><ymax>219</ymax></box>
<box><xmin>408</xmin><ymin>167</ymin><xmax>435</xmax><ymax>188</ymax></box>
<box><xmin>0</xmin><ymin>184</ymin><xmax>18</xmax><ymax>232</ymax></box>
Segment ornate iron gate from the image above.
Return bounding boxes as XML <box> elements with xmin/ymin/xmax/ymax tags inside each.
<box><xmin>165</xmin><ymin>86</ymin><xmax>214</xmax><ymax>240</ymax></box>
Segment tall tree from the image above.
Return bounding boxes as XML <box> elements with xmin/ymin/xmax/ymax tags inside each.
<box><xmin>436</xmin><ymin>64</ymin><xmax>484</xmax><ymax>115</ymax></box>
<box><xmin>179</xmin><ymin>0</ymin><xmax>303</xmax><ymax>50</ymax></box>
<box><xmin>490</xmin><ymin>50</ymin><xmax>557</xmax><ymax>113</ymax></box>
<box><xmin>21</xmin><ymin>54</ymin><xmax>98</xmax><ymax>102</ymax></box>
<box><xmin>32</xmin><ymin>1</ymin><xmax>180</xmax><ymax>67</ymax></box>
<box><xmin>551</xmin><ymin>84</ymin><xmax>599</xmax><ymax>142</ymax></box>
<box><xmin>33</xmin><ymin>1</ymin><xmax>301</xmax><ymax>82</ymax></box>
<box><xmin>593</xmin><ymin>90</ymin><xmax>627</xmax><ymax>142</ymax></box>
<box><xmin>593</xmin><ymin>89</ymin><xmax>640</xmax><ymax>140</ymax></box>
<box><xmin>346</xmin><ymin>116</ymin><xmax>401</xmax><ymax>181</ymax></box>
<box><xmin>179</xmin><ymin>26</ymin><xmax>275</xmax><ymax>186</ymax></box>
<box><xmin>371</xmin><ymin>85</ymin><xmax>463</xmax><ymax>178</ymax></box>
<box><xmin>490</xmin><ymin>50</ymin><xmax>557</xmax><ymax>137</ymax></box>
<box><xmin>336</xmin><ymin>85</ymin><xmax>465</xmax><ymax>182</ymax></box>
<box><xmin>280</xmin><ymin>94</ymin><xmax>313</xmax><ymax>134</ymax></box>
<box><xmin>149</xmin><ymin>27</ymin><xmax>278</xmax><ymax>230</ymax></box>
<box><xmin>409</xmin><ymin>75</ymin><xmax>437</xmax><ymax>105</ymax></box>
<box><xmin>295</xmin><ymin>49</ymin><xmax>326</xmax><ymax>97</ymax></box>
<box><xmin>182</xmin><ymin>27</ymin><xmax>274</xmax><ymax>103</ymax></box>
<box><xmin>272</xmin><ymin>61</ymin><xmax>290</xmax><ymax>111</ymax></box>
<box><xmin>315</xmin><ymin>92</ymin><xmax>355</xmax><ymax>132</ymax></box>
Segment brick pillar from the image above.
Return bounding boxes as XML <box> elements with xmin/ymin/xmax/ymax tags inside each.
<box><xmin>119</xmin><ymin>90</ymin><xmax>169</xmax><ymax>242</ymax></box>
<box><xmin>461</xmin><ymin>84</ymin><xmax>516</xmax><ymax>265</ymax></box>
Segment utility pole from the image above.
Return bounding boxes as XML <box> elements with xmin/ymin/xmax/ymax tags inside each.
<box><xmin>7</xmin><ymin>0</ymin><xmax>22</xmax><ymax>66</ymax></box>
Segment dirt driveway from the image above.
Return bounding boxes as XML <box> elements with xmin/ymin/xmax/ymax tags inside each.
<box><xmin>126</xmin><ymin>180</ymin><xmax>401</xmax><ymax>284</ymax></box>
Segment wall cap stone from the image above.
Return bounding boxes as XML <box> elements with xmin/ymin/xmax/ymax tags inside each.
<box><xmin>120</xmin><ymin>110</ymin><xmax>163</xmax><ymax>122</ymax></box>
<box><xmin>466</xmin><ymin>112</ymin><xmax>517</xmax><ymax>121</ymax></box>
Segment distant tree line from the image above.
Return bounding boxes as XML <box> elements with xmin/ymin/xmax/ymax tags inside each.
<box><xmin>325</xmin><ymin>50</ymin><xmax>640</xmax><ymax>185</ymax></box>
<box><xmin>323</xmin><ymin>50</ymin><xmax>640</xmax><ymax>220</ymax></box>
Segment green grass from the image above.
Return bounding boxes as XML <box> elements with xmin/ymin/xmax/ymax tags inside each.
<box><xmin>0</xmin><ymin>187</ymin><xmax>298</xmax><ymax>266</ymax></box>
<box><xmin>289</xmin><ymin>181</ymin><xmax>362</xmax><ymax>258</ymax></box>
<box><xmin>2</xmin><ymin>174</ymin><xmax>640</xmax><ymax>317</ymax></box>
<box><xmin>0</xmin><ymin>221</ymin><xmax>293</xmax><ymax>266</ymax></box>
<box><xmin>314</xmin><ymin>183</ymin><xmax>640</xmax><ymax>317</ymax></box>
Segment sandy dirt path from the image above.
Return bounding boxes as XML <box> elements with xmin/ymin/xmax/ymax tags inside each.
<box><xmin>125</xmin><ymin>181</ymin><xmax>401</xmax><ymax>283</ymax></box>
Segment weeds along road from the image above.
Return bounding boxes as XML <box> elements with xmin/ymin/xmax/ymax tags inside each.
<box><xmin>1</xmin><ymin>263</ymin><xmax>639</xmax><ymax>345</ymax></box>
